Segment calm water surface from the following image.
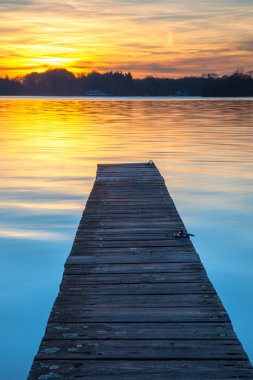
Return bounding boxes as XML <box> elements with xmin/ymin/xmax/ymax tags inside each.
<box><xmin>0</xmin><ymin>97</ymin><xmax>253</xmax><ymax>379</ymax></box>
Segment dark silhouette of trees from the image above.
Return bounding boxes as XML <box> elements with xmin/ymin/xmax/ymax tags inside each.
<box><xmin>0</xmin><ymin>76</ymin><xmax>23</xmax><ymax>95</ymax></box>
<box><xmin>78</xmin><ymin>71</ymin><xmax>133</xmax><ymax>95</ymax></box>
<box><xmin>0</xmin><ymin>68</ymin><xmax>253</xmax><ymax>96</ymax></box>
<box><xmin>202</xmin><ymin>72</ymin><xmax>253</xmax><ymax>97</ymax></box>
<box><xmin>22</xmin><ymin>69</ymin><xmax>77</xmax><ymax>95</ymax></box>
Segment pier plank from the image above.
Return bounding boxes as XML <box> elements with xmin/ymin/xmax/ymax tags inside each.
<box><xmin>36</xmin><ymin>339</ymin><xmax>246</xmax><ymax>360</ymax></box>
<box><xmin>65</xmin><ymin>252</ymin><xmax>199</xmax><ymax>264</ymax></box>
<box><xmin>28</xmin><ymin>360</ymin><xmax>253</xmax><ymax>380</ymax></box>
<box><xmin>44</xmin><ymin>322</ymin><xmax>237</xmax><ymax>340</ymax></box>
<box><xmin>61</xmin><ymin>282</ymin><xmax>215</xmax><ymax>295</ymax></box>
<box><xmin>64</xmin><ymin>262</ymin><xmax>205</xmax><ymax>274</ymax></box>
<box><xmin>61</xmin><ymin>273</ymin><xmax>210</xmax><ymax>285</ymax></box>
<box><xmin>48</xmin><ymin>306</ymin><xmax>229</xmax><ymax>323</ymax></box>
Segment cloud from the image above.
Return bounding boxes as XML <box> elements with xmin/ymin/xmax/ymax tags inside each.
<box><xmin>0</xmin><ymin>27</ymin><xmax>26</xmax><ymax>34</ymax></box>
<box><xmin>0</xmin><ymin>64</ymin><xmax>43</xmax><ymax>71</ymax></box>
<box><xmin>237</xmin><ymin>40</ymin><xmax>253</xmax><ymax>52</ymax></box>
<box><xmin>0</xmin><ymin>0</ymin><xmax>31</xmax><ymax>4</ymax></box>
<box><xmin>111</xmin><ymin>61</ymin><xmax>184</xmax><ymax>74</ymax></box>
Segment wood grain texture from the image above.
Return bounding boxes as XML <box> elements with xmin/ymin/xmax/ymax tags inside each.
<box><xmin>28</xmin><ymin>360</ymin><xmax>253</xmax><ymax>379</ymax></box>
<box><xmin>28</xmin><ymin>162</ymin><xmax>253</xmax><ymax>380</ymax></box>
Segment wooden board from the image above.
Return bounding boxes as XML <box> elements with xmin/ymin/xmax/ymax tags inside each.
<box><xmin>28</xmin><ymin>360</ymin><xmax>253</xmax><ymax>379</ymax></box>
<box><xmin>28</xmin><ymin>162</ymin><xmax>253</xmax><ymax>379</ymax></box>
<box><xmin>44</xmin><ymin>322</ymin><xmax>236</xmax><ymax>340</ymax></box>
<box><xmin>65</xmin><ymin>252</ymin><xmax>199</xmax><ymax>264</ymax></box>
<box><xmin>61</xmin><ymin>282</ymin><xmax>215</xmax><ymax>295</ymax></box>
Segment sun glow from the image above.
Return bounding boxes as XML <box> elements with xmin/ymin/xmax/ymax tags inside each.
<box><xmin>29</xmin><ymin>57</ymin><xmax>75</xmax><ymax>67</ymax></box>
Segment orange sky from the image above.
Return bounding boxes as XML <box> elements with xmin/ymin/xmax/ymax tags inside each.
<box><xmin>0</xmin><ymin>0</ymin><xmax>253</xmax><ymax>78</ymax></box>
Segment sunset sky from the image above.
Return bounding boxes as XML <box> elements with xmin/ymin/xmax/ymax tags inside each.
<box><xmin>0</xmin><ymin>0</ymin><xmax>253</xmax><ymax>78</ymax></box>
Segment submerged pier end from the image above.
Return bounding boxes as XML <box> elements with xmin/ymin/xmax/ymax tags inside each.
<box><xmin>29</xmin><ymin>162</ymin><xmax>253</xmax><ymax>379</ymax></box>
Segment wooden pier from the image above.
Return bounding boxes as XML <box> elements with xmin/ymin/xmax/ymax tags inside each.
<box><xmin>29</xmin><ymin>162</ymin><xmax>253</xmax><ymax>379</ymax></box>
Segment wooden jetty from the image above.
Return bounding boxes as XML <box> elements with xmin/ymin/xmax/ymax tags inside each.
<box><xmin>29</xmin><ymin>162</ymin><xmax>253</xmax><ymax>379</ymax></box>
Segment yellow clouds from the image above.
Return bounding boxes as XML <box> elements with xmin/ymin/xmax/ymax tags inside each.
<box><xmin>0</xmin><ymin>0</ymin><xmax>253</xmax><ymax>77</ymax></box>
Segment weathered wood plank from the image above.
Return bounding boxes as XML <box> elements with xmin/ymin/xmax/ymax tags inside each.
<box><xmin>79</xmin><ymin>218</ymin><xmax>185</xmax><ymax>223</ymax></box>
<box><xmin>70</xmin><ymin>246</ymin><xmax>196</xmax><ymax>255</ymax></box>
<box><xmin>74</xmin><ymin>233</ymin><xmax>188</xmax><ymax>241</ymax></box>
<box><xmin>78</xmin><ymin>221</ymin><xmax>185</xmax><ymax>228</ymax></box>
<box><xmin>71</xmin><ymin>240</ymin><xmax>193</xmax><ymax>249</ymax></box>
<box><xmin>86</xmin><ymin>199</ymin><xmax>173</xmax><ymax>204</ymax></box>
<box><xmin>65</xmin><ymin>252</ymin><xmax>199</xmax><ymax>265</ymax></box>
<box><xmin>44</xmin><ymin>322</ymin><xmax>237</xmax><ymax>340</ymax></box>
<box><xmin>61</xmin><ymin>282</ymin><xmax>215</xmax><ymax>295</ymax></box>
<box><xmin>76</xmin><ymin>227</ymin><xmax>183</xmax><ymax>233</ymax></box>
<box><xmin>28</xmin><ymin>162</ymin><xmax>253</xmax><ymax>380</ymax></box>
<box><xmin>64</xmin><ymin>262</ymin><xmax>204</xmax><ymax>275</ymax></box>
<box><xmin>70</xmin><ymin>246</ymin><xmax>196</xmax><ymax>256</ymax></box>
<box><xmin>28</xmin><ymin>360</ymin><xmax>253</xmax><ymax>380</ymax></box>
<box><xmin>36</xmin><ymin>339</ymin><xmax>245</xmax><ymax>360</ymax></box>
<box><xmin>62</xmin><ymin>273</ymin><xmax>210</xmax><ymax>285</ymax></box>
<box><xmin>54</xmin><ymin>293</ymin><xmax>222</xmax><ymax>308</ymax></box>
<box><xmin>49</xmin><ymin>306</ymin><xmax>229</xmax><ymax>323</ymax></box>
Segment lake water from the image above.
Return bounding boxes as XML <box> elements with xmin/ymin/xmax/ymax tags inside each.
<box><xmin>0</xmin><ymin>97</ymin><xmax>253</xmax><ymax>379</ymax></box>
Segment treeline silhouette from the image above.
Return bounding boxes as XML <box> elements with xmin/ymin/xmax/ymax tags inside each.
<box><xmin>1</xmin><ymin>69</ymin><xmax>253</xmax><ymax>96</ymax></box>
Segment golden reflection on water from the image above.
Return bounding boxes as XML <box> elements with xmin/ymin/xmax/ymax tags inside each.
<box><xmin>1</xmin><ymin>98</ymin><xmax>253</xmax><ymax>198</ymax></box>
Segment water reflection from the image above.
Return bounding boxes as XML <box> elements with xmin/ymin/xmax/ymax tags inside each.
<box><xmin>0</xmin><ymin>97</ymin><xmax>253</xmax><ymax>379</ymax></box>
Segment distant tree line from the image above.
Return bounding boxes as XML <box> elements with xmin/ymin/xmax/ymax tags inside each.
<box><xmin>1</xmin><ymin>69</ymin><xmax>253</xmax><ymax>96</ymax></box>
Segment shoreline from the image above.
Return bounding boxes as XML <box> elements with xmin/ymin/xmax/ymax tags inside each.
<box><xmin>1</xmin><ymin>95</ymin><xmax>253</xmax><ymax>100</ymax></box>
